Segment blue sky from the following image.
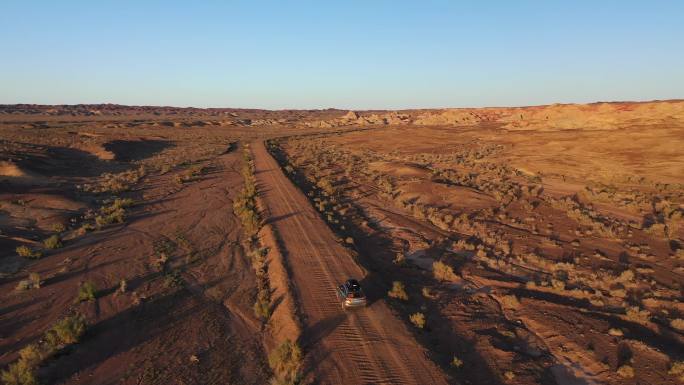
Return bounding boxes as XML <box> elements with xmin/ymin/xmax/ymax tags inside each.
<box><xmin>1</xmin><ymin>1</ymin><xmax>683</xmax><ymax>109</ymax></box>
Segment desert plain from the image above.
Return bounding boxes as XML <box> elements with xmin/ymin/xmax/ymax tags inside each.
<box><xmin>1</xmin><ymin>101</ymin><xmax>683</xmax><ymax>385</ymax></box>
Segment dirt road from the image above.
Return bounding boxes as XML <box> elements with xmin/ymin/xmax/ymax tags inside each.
<box><xmin>252</xmin><ymin>142</ymin><xmax>448</xmax><ymax>385</ymax></box>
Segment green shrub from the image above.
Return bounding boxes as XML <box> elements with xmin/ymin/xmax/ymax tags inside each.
<box><xmin>388</xmin><ymin>281</ymin><xmax>408</xmax><ymax>300</ymax></box>
<box><xmin>46</xmin><ymin>314</ymin><xmax>86</xmax><ymax>348</ymax></box>
<box><xmin>16</xmin><ymin>246</ymin><xmax>42</xmax><ymax>259</ymax></box>
<box><xmin>268</xmin><ymin>339</ymin><xmax>302</xmax><ymax>385</ymax></box>
<box><xmin>409</xmin><ymin>312</ymin><xmax>426</xmax><ymax>329</ymax></box>
<box><xmin>76</xmin><ymin>281</ymin><xmax>97</xmax><ymax>302</ymax></box>
<box><xmin>43</xmin><ymin>235</ymin><xmax>63</xmax><ymax>249</ymax></box>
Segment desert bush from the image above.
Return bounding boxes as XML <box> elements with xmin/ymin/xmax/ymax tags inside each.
<box><xmin>616</xmin><ymin>364</ymin><xmax>635</xmax><ymax>378</ymax></box>
<box><xmin>670</xmin><ymin>318</ymin><xmax>684</xmax><ymax>331</ymax></box>
<box><xmin>268</xmin><ymin>339</ymin><xmax>302</xmax><ymax>385</ymax></box>
<box><xmin>17</xmin><ymin>344</ymin><xmax>46</xmax><ymax>368</ymax></box>
<box><xmin>15</xmin><ymin>273</ymin><xmax>41</xmax><ymax>291</ymax></box>
<box><xmin>625</xmin><ymin>306</ymin><xmax>650</xmax><ymax>325</ymax></box>
<box><xmin>76</xmin><ymin>281</ymin><xmax>97</xmax><ymax>302</ymax></box>
<box><xmin>669</xmin><ymin>361</ymin><xmax>684</xmax><ymax>381</ymax></box>
<box><xmin>409</xmin><ymin>312</ymin><xmax>426</xmax><ymax>329</ymax></box>
<box><xmin>16</xmin><ymin>245</ymin><xmax>42</xmax><ymax>259</ymax></box>
<box><xmin>86</xmin><ymin>167</ymin><xmax>145</xmax><ymax>193</ymax></box>
<box><xmin>433</xmin><ymin>260</ymin><xmax>458</xmax><ymax>282</ymax></box>
<box><xmin>0</xmin><ymin>360</ymin><xmax>37</xmax><ymax>385</ymax></box>
<box><xmin>163</xmin><ymin>270</ymin><xmax>184</xmax><ymax>288</ymax></box>
<box><xmin>254</xmin><ymin>291</ymin><xmax>271</xmax><ymax>320</ymax></box>
<box><xmin>388</xmin><ymin>281</ymin><xmax>408</xmax><ymax>300</ymax></box>
<box><xmin>451</xmin><ymin>356</ymin><xmax>463</xmax><ymax>369</ymax></box>
<box><xmin>96</xmin><ymin>198</ymin><xmax>134</xmax><ymax>228</ymax></box>
<box><xmin>43</xmin><ymin>235</ymin><xmax>63</xmax><ymax>249</ymax></box>
<box><xmin>422</xmin><ymin>287</ymin><xmax>437</xmax><ymax>299</ymax></box>
<box><xmin>551</xmin><ymin>278</ymin><xmax>566</xmax><ymax>291</ymax></box>
<box><xmin>46</xmin><ymin>314</ymin><xmax>86</xmax><ymax>348</ymax></box>
<box><xmin>118</xmin><ymin>279</ymin><xmax>127</xmax><ymax>294</ymax></box>
<box><xmin>608</xmin><ymin>328</ymin><xmax>624</xmax><ymax>337</ymax></box>
<box><xmin>393</xmin><ymin>252</ymin><xmax>406</xmax><ymax>266</ymax></box>
<box><xmin>503</xmin><ymin>370</ymin><xmax>516</xmax><ymax>380</ymax></box>
<box><xmin>52</xmin><ymin>223</ymin><xmax>66</xmax><ymax>233</ymax></box>
<box><xmin>500</xmin><ymin>294</ymin><xmax>520</xmax><ymax>309</ymax></box>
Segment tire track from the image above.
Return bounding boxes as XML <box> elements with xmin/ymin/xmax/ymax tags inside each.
<box><xmin>252</xmin><ymin>142</ymin><xmax>448</xmax><ymax>385</ymax></box>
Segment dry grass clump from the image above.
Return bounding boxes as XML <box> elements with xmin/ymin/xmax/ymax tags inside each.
<box><xmin>46</xmin><ymin>315</ymin><xmax>86</xmax><ymax>347</ymax></box>
<box><xmin>670</xmin><ymin>318</ymin><xmax>684</xmax><ymax>331</ymax></box>
<box><xmin>422</xmin><ymin>287</ymin><xmax>437</xmax><ymax>299</ymax></box>
<box><xmin>15</xmin><ymin>273</ymin><xmax>41</xmax><ymax>291</ymax></box>
<box><xmin>616</xmin><ymin>364</ymin><xmax>635</xmax><ymax>378</ymax></box>
<box><xmin>15</xmin><ymin>245</ymin><xmax>42</xmax><ymax>259</ymax></box>
<box><xmin>233</xmin><ymin>148</ymin><xmax>261</xmax><ymax>237</ymax></box>
<box><xmin>84</xmin><ymin>166</ymin><xmax>146</xmax><ymax>193</ymax></box>
<box><xmin>1</xmin><ymin>315</ymin><xmax>86</xmax><ymax>385</ymax></box>
<box><xmin>175</xmin><ymin>163</ymin><xmax>208</xmax><ymax>184</ymax></box>
<box><xmin>268</xmin><ymin>339</ymin><xmax>302</xmax><ymax>385</ymax></box>
<box><xmin>500</xmin><ymin>294</ymin><xmax>521</xmax><ymax>309</ymax></box>
<box><xmin>409</xmin><ymin>312</ymin><xmax>426</xmax><ymax>329</ymax></box>
<box><xmin>433</xmin><ymin>260</ymin><xmax>458</xmax><ymax>282</ymax></box>
<box><xmin>234</xmin><ymin>148</ymin><xmax>271</xmax><ymax>322</ymax></box>
<box><xmin>43</xmin><ymin>235</ymin><xmax>63</xmax><ymax>249</ymax></box>
<box><xmin>1</xmin><ymin>357</ymin><xmax>38</xmax><ymax>385</ymax></box>
<box><xmin>669</xmin><ymin>361</ymin><xmax>684</xmax><ymax>381</ymax></box>
<box><xmin>76</xmin><ymin>281</ymin><xmax>97</xmax><ymax>302</ymax></box>
<box><xmin>451</xmin><ymin>356</ymin><xmax>463</xmax><ymax>369</ymax></box>
<box><xmin>388</xmin><ymin>281</ymin><xmax>408</xmax><ymax>300</ymax></box>
<box><xmin>251</xmin><ymin>247</ymin><xmax>272</xmax><ymax>321</ymax></box>
<box><xmin>95</xmin><ymin>198</ymin><xmax>134</xmax><ymax>228</ymax></box>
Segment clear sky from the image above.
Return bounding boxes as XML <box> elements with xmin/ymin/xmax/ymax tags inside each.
<box><xmin>1</xmin><ymin>1</ymin><xmax>683</xmax><ymax>109</ymax></box>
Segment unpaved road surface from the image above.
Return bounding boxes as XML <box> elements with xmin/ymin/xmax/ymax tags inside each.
<box><xmin>252</xmin><ymin>142</ymin><xmax>448</xmax><ymax>385</ymax></box>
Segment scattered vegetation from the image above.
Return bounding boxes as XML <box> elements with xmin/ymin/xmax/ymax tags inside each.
<box><xmin>43</xmin><ymin>234</ymin><xmax>63</xmax><ymax>249</ymax></box>
<box><xmin>432</xmin><ymin>260</ymin><xmax>458</xmax><ymax>282</ymax></box>
<box><xmin>451</xmin><ymin>356</ymin><xmax>463</xmax><ymax>369</ymax></box>
<box><xmin>15</xmin><ymin>245</ymin><xmax>42</xmax><ymax>259</ymax></box>
<box><xmin>46</xmin><ymin>314</ymin><xmax>87</xmax><ymax>347</ymax></box>
<box><xmin>669</xmin><ymin>361</ymin><xmax>684</xmax><ymax>381</ymax></box>
<box><xmin>268</xmin><ymin>339</ymin><xmax>302</xmax><ymax>385</ymax></box>
<box><xmin>233</xmin><ymin>146</ymin><xmax>261</xmax><ymax>238</ymax></box>
<box><xmin>84</xmin><ymin>166</ymin><xmax>146</xmax><ymax>193</ymax></box>
<box><xmin>616</xmin><ymin>364</ymin><xmax>635</xmax><ymax>378</ymax></box>
<box><xmin>409</xmin><ymin>312</ymin><xmax>426</xmax><ymax>329</ymax></box>
<box><xmin>15</xmin><ymin>273</ymin><xmax>41</xmax><ymax>291</ymax></box>
<box><xmin>76</xmin><ymin>281</ymin><xmax>97</xmax><ymax>302</ymax></box>
<box><xmin>175</xmin><ymin>163</ymin><xmax>208</xmax><ymax>184</ymax></box>
<box><xmin>388</xmin><ymin>281</ymin><xmax>408</xmax><ymax>300</ymax></box>
<box><xmin>1</xmin><ymin>314</ymin><xmax>86</xmax><ymax>385</ymax></box>
<box><xmin>234</xmin><ymin>146</ymin><xmax>272</xmax><ymax>322</ymax></box>
<box><xmin>95</xmin><ymin>198</ymin><xmax>134</xmax><ymax>228</ymax></box>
